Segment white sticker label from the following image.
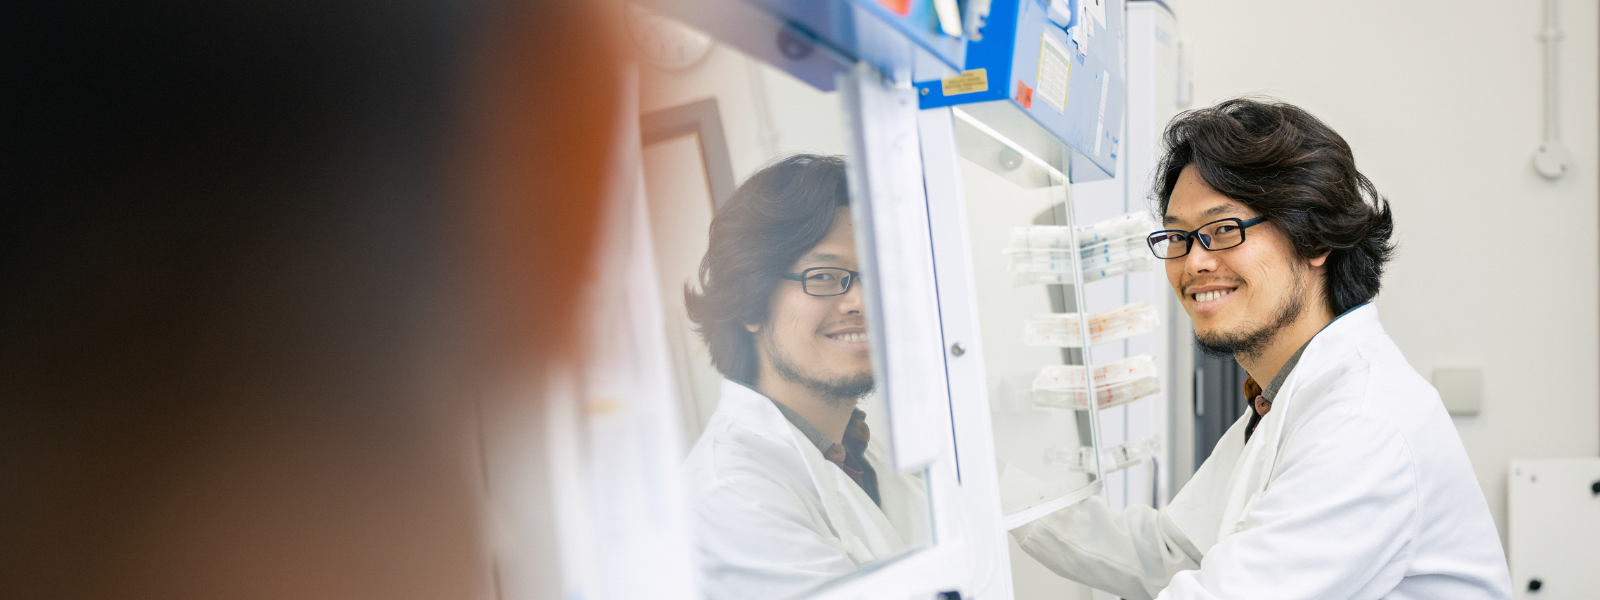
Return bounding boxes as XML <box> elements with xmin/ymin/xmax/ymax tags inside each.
<box><xmin>1093</xmin><ymin>70</ymin><xmax>1109</xmax><ymax>155</ymax></box>
<box><xmin>1037</xmin><ymin>33</ymin><xmax>1072</xmax><ymax>114</ymax></box>
<box><xmin>1071</xmin><ymin>3</ymin><xmax>1090</xmax><ymax>58</ymax></box>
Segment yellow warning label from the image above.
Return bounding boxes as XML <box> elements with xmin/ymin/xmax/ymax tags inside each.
<box><xmin>941</xmin><ymin>68</ymin><xmax>989</xmax><ymax>96</ymax></box>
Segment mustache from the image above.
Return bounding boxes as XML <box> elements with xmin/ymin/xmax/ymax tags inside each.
<box><xmin>816</xmin><ymin>317</ymin><xmax>867</xmax><ymax>332</ymax></box>
<box><xmin>1182</xmin><ymin>276</ymin><xmax>1244</xmax><ymax>295</ymax></box>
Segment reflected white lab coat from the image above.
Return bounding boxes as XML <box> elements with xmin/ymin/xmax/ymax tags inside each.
<box><xmin>684</xmin><ymin>380</ymin><xmax>927</xmax><ymax>600</ymax></box>
<box><xmin>1014</xmin><ymin>304</ymin><xmax>1512</xmax><ymax>600</ymax></box>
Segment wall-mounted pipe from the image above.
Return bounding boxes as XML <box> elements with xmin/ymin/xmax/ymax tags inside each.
<box><xmin>1533</xmin><ymin>0</ymin><xmax>1569</xmax><ymax>180</ymax></box>
<box><xmin>1176</xmin><ymin>37</ymin><xmax>1194</xmax><ymax>108</ymax></box>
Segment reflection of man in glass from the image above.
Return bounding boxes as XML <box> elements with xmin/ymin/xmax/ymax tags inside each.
<box><xmin>683</xmin><ymin>155</ymin><xmax>922</xmax><ymax>600</ymax></box>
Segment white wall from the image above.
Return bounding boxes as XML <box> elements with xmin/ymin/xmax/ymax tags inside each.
<box><xmin>1163</xmin><ymin>0</ymin><xmax>1600</xmax><ymax>544</ymax></box>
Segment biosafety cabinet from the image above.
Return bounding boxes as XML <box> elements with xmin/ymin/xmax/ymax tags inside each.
<box><xmin>525</xmin><ymin>1</ymin><xmax>1191</xmax><ymax>600</ymax></box>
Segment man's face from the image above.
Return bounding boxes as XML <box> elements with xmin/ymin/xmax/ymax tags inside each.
<box><xmin>750</xmin><ymin>207</ymin><xmax>873</xmax><ymax>403</ymax></box>
<box><xmin>1164</xmin><ymin>165</ymin><xmax>1316</xmax><ymax>358</ymax></box>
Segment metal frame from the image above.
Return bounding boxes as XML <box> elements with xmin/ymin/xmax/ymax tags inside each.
<box><xmin>800</xmin><ymin>61</ymin><xmax>976</xmax><ymax>600</ymax></box>
<box><xmin>938</xmin><ymin>100</ymin><xmax>1112</xmax><ymax>528</ymax></box>
<box><xmin>919</xmin><ymin>105</ymin><xmax>1015</xmax><ymax>600</ymax></box>
<box><xmin>1060</xmin><ymin>154</ymin><xmax>1110</xmax><ymax>498</ymax></box>
<box><xmin>640</xmin><ymin>98</ymin><xmax>737</xmax><ymax>209</ymax></box>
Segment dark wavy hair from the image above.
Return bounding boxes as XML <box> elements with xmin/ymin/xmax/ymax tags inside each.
<box><xmin>685</xmin><ymin>154</ymin><xmax>850</xmax><ymax>383</ymax></box>
<box><xmin>1154</xmin><ymin>97</ymin><xmax>1395</xmax><ymax>315</ymax></box>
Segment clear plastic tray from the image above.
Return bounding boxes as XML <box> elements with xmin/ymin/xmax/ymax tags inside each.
<box><xmin>1079</xmin><ymin>255</ymin><xmax>1153</xmax><ymax>283</ymax></box>
<box><xmin>1008</xmin><ymin>226</ymin><xmax>1074</xmax><ymax>249</ymax></box>
<box><xmin>1043</xmin><ymin>435</ymin><xmax>1164</xmax><ymax>473</ymax></box>
<box><xmin>1023</xmin><ymin>301</ymin><xmax>1159</xmax><ymax>347</ymax></box>
<box><xmin>1077</xmin><ymin>212</ymin><xmax>1158</xmax><ymax>244</ymax></box>
<box><xmin>1079</xmin><ymin>233</ymin><xmax>1148</xmax><ymax>260</ymax></box>
<box><xmin>1001</xmin><ymin>235</ymin><xmax>1146</xmax><ymax>264</ymax></box>
<box><xmin>1031</xmin><ymin>355</ymin><xmax>1160</xmax><ymax>410</ymax></box>
<box><xmin>1005</xmin><ymin>254</ymin><xmax>1153</xmax><ymax>285</ymax></box>
<box><xmin>1032</xmin><ymin>376</ymin><xmax>1160</xmax><ymax>411</ymax></box>
<box><xmin>1003</xmin><ymin>212</ymin><xmax>1158</xmax><ymax>286</ymax></box>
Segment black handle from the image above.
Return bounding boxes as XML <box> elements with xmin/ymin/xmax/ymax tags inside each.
<box><xmin>1529</xmin><ymin>579</ymin><xmax>1543</xmax><ymax>592</ymax></box>
<box><xmin>1590</xmin><ymin>479</ymin><xmax>1599</xmax><ymax>495</ymax></box>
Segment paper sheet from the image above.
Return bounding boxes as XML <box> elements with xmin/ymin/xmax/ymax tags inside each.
<box><xmin>1093</xmin><ymin>70</ymin><xmax>1109</xmax><ymax>155</ymax></box>
<box><xmin>1086</xmin><ymin>0</ymin><xmax>1106</xmax><ymax>27</ymax></box>
<box><xmin>1037</xmin><ymin>33</ymin><xmax>1072</xmax><ymax>114</ymax></box>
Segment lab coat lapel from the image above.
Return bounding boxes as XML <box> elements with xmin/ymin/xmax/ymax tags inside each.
<box><xmin>1215</xmin><ymin>367</ymin><xmax>1296</xmax><ymax>543</ymax></box>
<box><xmin>718</xmin><ymin>381</ymin><xmax>905</xmax><ymax>564</ymax></box>
<box><xmin>1170</xmin><ymin>304</ymin><xmax>1386</xmax><ymax>550</ymax></box>
<box><xmin>793</xmin><ymin>420</ymin><xmax>907</xmax><ymax>562</ymax></box>
<box><xmin>1213</xmin><ymin>304</ymin><xmax>1383</xmax><ymax>543</ymax></box>
<box><xmin>1170</xmin><ymin>369</ymin><xmax>1300</xmax><ymax>550</ymax></box>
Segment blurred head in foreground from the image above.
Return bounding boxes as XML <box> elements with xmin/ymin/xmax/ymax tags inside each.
<box><xmin>1</xmin><ymin>1</ymin><xmax>621</xmax><ymax>598</ymax></box>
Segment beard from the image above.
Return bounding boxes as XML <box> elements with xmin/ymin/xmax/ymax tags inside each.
<box><xmin>1195</xmin><ymin>266</ymin><xmax>1307</xmax><ymax>363</ymax></box>
<box><xmin>762</xmin><ymin>330</ymin><xmax>875</xmax><ymax>406</ymax></box>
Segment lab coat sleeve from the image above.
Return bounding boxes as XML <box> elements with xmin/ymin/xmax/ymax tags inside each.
<box><xmin>1013</xmin><ymin>495</ymin><xmax>1203</xmax><ymax>600</ymax></box>
<box><xmin>1159</xmin><ymin>407</ymin><xmax>1418</xmax><ymax>600</ymax></box>
<box><xmin>691</xmin><ymin>463</ymin><xmax>856</xmax><ymax>600</ymax></box>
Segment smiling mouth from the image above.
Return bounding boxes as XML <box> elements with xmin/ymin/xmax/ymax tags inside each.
<box><xmin>1193</xmin><ymin>289</ymin><xmax>1233</xmax><ymax>303</ymax></box>
<box><xmin>828</xmin><ymin>331</ymin><xmax>869</xmax><ymax>343</ymax></box>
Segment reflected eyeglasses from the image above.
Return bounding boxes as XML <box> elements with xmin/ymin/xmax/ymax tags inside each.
<box><xmin>781</xmin><ymin>267</ymin><xmax>861</xmax><ymax>297</ymax></box>
<box><xmin>1146</xmin><ymin>216</ymin><xmax>1268</xmax><ymax>259</ymax></box>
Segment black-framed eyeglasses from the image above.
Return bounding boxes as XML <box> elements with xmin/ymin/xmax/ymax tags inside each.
<box><xmin>1147</xmin><ymin>216</ymin><xmax>1268</xmax><ymax>259</ymax></box>
<box><xmin>781</xmin><ymin>267</ymin><xmax>861</xmax><ymax>297</ymax></box>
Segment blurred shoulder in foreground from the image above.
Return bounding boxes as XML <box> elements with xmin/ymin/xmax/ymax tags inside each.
<box><xmin>0</xmin><ymin>1</ymin><xmax>622</xmax><ymax>598</ymax></box>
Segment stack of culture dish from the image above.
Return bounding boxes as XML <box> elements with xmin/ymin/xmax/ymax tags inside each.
<box><xmin>1022</xmin><ymin>300</ymin><xmax>1159</xmax><ymax>347</ymax></box>
<box><xmin>1002</xmin><ymin>212</ymin><xmax>1157</xmax><ymax>285</ymax></box>
<box><xmin>1031</xmin><ymin>354</ymin><xmax>1160</xmax><ymax>411</ymax></box>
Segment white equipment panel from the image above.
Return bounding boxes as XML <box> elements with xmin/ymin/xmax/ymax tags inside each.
<box><xmin>1508</xmin><ymin>458</ymin><xmax>1600</xmax><ymax>599</ymax></box>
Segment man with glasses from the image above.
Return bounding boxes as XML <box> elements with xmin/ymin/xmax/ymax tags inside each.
<box><xmin>1016</xmin><ymin>98</ymin><xmax>1512</xmax><ymax>599</ymax></box>
<box><xmin>681</xmin><ymin>155</ymin><xmax>925</xmax><ymax>600</ymax></box>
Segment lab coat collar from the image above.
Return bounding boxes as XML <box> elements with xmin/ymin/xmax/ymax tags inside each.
<box><xmin>1285</xmin><ymin>302</ymin><xmax>1381</xmax><ymax>387</ymax></box>
<box><xmin>717</xmin><ymin>379</ymin><xmax>800</xmax><ymax>445</ymax></box>
<box><xmin>1259</xmin><ymin>301</ymin><xmax>1370</xmax><ymax>404</ymax></box>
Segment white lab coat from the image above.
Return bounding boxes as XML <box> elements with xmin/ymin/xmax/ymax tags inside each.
<box><xmin>684</xmin><ymin>380</ymin><xmax>928</xmax><ymax>600</ymax></box>
<box><xmin>1014</xmin><ymin>304</ymin><xmax>1512</xmax><ymax>600</ymax></box>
